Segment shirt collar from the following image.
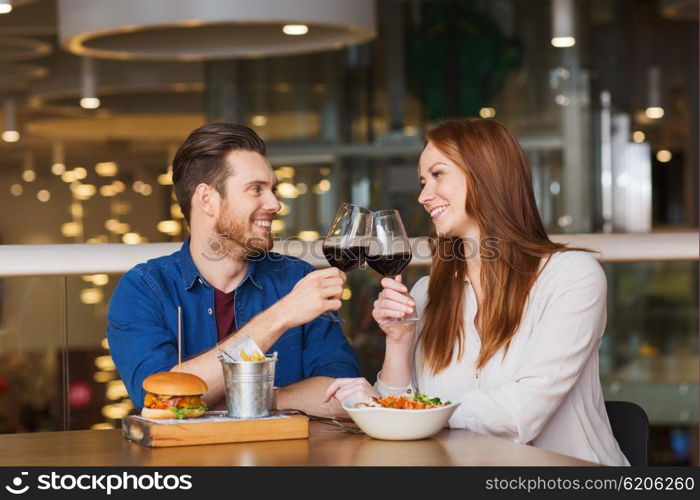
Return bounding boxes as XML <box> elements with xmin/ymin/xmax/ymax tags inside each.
<box><xmin>177</xmin><ymin>237</ymin><xmax>263</xmax><ymax>291</ymax></box>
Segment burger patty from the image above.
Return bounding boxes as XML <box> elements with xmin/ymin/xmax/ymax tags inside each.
<box><xmin>144</xmin><ymin>392</ymin><xmax>206</xmax><ymax>410</ymax></box>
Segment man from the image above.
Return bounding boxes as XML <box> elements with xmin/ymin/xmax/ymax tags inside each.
<box><xmin>107</xmin><ymin>123</ymin><xmax>359</xmax><ymax>417</ymax></box>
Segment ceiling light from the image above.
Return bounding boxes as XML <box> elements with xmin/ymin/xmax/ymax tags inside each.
<box><xmin>157</xmin><ymin>220</ymin><xmax>182</xmax><ymax>235</ymax></box>
<box><xmin>106</xmin><ymin>380</ymin><xmax>128</xmax><ymax>400</ymax></box>
<box><xmin>479</xmin><ymin>107</ymin><xmax>496</xmax><ymax>118</ymax></box>
<box><xmin>51</xmin><ymin>163</ymin><xmax>66</xmax><ymax>175</ymax></box>
<box><xmin>81</xmin><ymin>288</ymin><xmax>103</xmax><ymax>304</ymax></box>
<box><xmin>251</xmin><ymin>115</ymin><xmax>268</xmax><ymax>127</ymax></box>
<box><xmin>551</xmin><ymin>0</ymin><xmax>575</xmax><ymax>48</ymax></box>
<box><xmin>94</xmin><ymin>355</ymin><xmax>115</xmax><ymax>371</ymax></box>
<box><xmin>282</xmin><ymin>24</ymin><xmax>309</xmax><ymax>36</ymax></box>
<box><xmin>170</xmin><ymin>204</ymin><xmax>183</xmax><ymax>218</ymax></box>
<box><xmin>644</xmin><ymin>107</ymin><xmax>664</xmax><ymax>119</ymax></box>
<box><xmin>114</xmin><ymin>223</ymin><xmax>131</xmax><ymax>234</ymax></box>
<box><xmin>61</xmin><ymin>221</ymin><xmax>82</xmax><ymax>238</ymax></box>
<box><xmin>645</xmin><ymin>66</ymin><xmax>664</xmax><ymax>119</ymax></box>
<box><xmin>93</xmin><ymin>372</ymin><xmax>114</xmax><ymax>383</ymax></box>
<box><xmin>99</xmin><ymin>185</ymin><xmax>117</xmax><ymax>197</ymax></box>
<box><xmin>158</xmin><ymin>171</ymin><xmax>173</xmax><ymax>185</ymax></box>
<box><xmin>61</xmin><ymin>171</ymin><xmax>78</xmax><ymax>183</ymax></box>
<box><xmin>2</xmin><ymin>99</ymin><xmax>19</xmax><ymax>142</ymax></box>
<box><xmin>275</xmin><ymin>166</ymin><xmax>295</xmax><ymax>180</ymax></box>
<box><xmin>551</xmin><ymin>36</ymin><xmax>575</xmax><ymax>48</ymax></box>
<box><xmin>22</xmin><ymin>170</ymin><xmax>36</xmax><ymax>183</ymax></box>
<box><xmin>297</xmin><ymin>230</ymin><xmax>319</xmax><ymax>241</ymax></box>
<box><xmin>92</xmin><ymin>274</ymin><xmax>109</xmax><ymax>286</ymax></box>
<box><xmin>271</xmin><ymin>220</ymin><xmax>285</xmax><ymax>232</ymax></box>
<box><xmin>95</xmin><ymin>161</ymin><xmax>118</xmax><ymax>176</ymax></box>
<box><xmin>52</xmin><ymin>141</ymin><xmax>65</xmax><ymax>174</ymax></box>
<box><xmin>80</xmin><ymin>97</ymin><xmax>100</xmax><ymax>109</ymax></box>
<box><xmin>122</xmin><ymin>232</ymin><xmax>142</xmax><ymax>244</ymax></box>
<box><xmin>10</xmin><ymin>184</ymin><xmax>22</xmax><ymax>196</ymax></box>
<box><xmin>632</xmin><ymin>131</ymin><xmax>645</xmax><ymax>143</ymax></box>
<box><xmin>70</xmin><ymin>202</ymin><xmax>84</xmax><ymax>218</ymax></box>
<box><xmin>37</xmin><ymin>190</ymin><xmax>51</xmax><ymax>202</ymax></box>
<box><xmin>105</xmin><ymin>219</ymin><xmax>120</xmax><ymax>231</ymax></box>
<box><xmin>80</xmin><ymin>56</ymin><xmax>100</xmax><ymax>109</ymax></box>
<box><xmin>0</xmin><ymin>1</ymin><xmax>12</xmax><ymax>15</ymax></box>
<box><xmin>2</xmin><ymin>130</ymin><xmax>19</xmax><ymax>142</ymax></box>
<box><xmin>656</xmin><ymin>150</ymin><xmax>672</xmax><ymax>163</ymax></box>
<box><xmin>72</xmin><ymin>183</ymin><xmax>96</xmax><ymax>200</ymax></box>
<box><xmin>276</xmin><ymin>182</ymin><xmax>299</xmax><ymax>199</ymax></box>
<box><xmin>73</xmin><ymin>167</ymin><xmax>88</xmax><ymax>180</ymax></box>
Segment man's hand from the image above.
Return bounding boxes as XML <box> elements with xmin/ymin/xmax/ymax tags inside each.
<box><xmin>274</xmin><ymin>267</ymin><xmax>346</xmax><ymax>328</ymax></box>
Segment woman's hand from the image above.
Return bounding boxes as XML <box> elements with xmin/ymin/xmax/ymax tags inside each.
<box><xmin>372</xmin><ymin>276</ymin><xmax>417</xmax><ymax>343</ymax></box>
<box><xmin>322</xmin><ymin>377</ymin><xmax>379</xmax><ymax>404</ymax></box>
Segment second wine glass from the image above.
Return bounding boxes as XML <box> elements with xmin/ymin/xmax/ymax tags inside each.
<box><xmin>367</xmin><ymin>209</ymin><xmax>417</xmax><ymax>325</ymax></box>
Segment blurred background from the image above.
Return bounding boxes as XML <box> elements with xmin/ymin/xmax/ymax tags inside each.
<box><xmin>0</xmin><ymin>0</ymin><xmax>697</xmax><ymax>465</ymax></box>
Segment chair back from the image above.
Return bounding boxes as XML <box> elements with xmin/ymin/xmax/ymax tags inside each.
<box><xmin>605</xmin><ymin>400</ymin><xmax>650</xmax><ymax>466</ymax></box>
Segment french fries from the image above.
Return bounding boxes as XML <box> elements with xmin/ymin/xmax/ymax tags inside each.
<box><xmin>239</xmin><ymin>349</ymin><xmax>265</xmax><ymax>361</ymax></box>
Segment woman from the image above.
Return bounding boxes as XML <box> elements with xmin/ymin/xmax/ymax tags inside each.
<box><xmin>324</xmin><ymin>118</ymin><xmax>629</xmax><ymax>466</ymax></box>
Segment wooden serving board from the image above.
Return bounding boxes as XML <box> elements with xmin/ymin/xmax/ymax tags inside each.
<box><xmin>121</xmin><ymin>411</ymin><xmax>309</xmax><ymax>447</ymax></box>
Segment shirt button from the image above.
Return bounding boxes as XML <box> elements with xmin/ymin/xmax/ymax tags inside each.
<box><xmin>207</xmin><ymin>308</ymin><xmax>213</xmax><ymax>315</ymax></box>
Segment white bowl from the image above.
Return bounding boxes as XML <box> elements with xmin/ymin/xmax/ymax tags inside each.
<box><xmin>342</xmin><ymin>400</ymin><xmax>460</xmax><ymax>441</ymax></box>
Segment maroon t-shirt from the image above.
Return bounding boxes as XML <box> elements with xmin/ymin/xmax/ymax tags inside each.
<box><xmin>214</xmin><ymin>288</ymin><xmax>236</xmax><ymax>342</ymax></box>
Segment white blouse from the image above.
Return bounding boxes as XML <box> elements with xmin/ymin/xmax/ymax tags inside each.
<box><xmin>376</xmin><ymin>251</ymin><xmax>629</xmax><ymax>466</ymax></box>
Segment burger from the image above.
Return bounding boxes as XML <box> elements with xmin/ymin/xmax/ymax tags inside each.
<box><xmin>141</xmin><ymin>371</ymin><xmax>208</xmax><ymax>419</ymax></box>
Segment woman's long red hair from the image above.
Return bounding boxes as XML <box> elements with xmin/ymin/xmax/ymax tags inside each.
<box><xmin>419</xmin><ymin>119</ymin><xmax>584</xmax><ymax>373</ymax></box>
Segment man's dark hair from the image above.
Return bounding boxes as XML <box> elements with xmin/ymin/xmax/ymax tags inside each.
<box><xmin>172</xmin><ymin>123</ymin><xmax>266</xmax><ymax>223</ymax></box>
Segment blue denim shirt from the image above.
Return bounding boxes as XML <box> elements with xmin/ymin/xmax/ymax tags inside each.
<box><xmin>107</xmin><ymin>238</ymin><xmax>360</xmax><ymax>409</ymax></box>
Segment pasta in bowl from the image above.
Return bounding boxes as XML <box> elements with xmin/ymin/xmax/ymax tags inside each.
<box><xmin>342</xmin><ymin>393</ymin><xmax>460</xmax><ymax>440</ymax></box>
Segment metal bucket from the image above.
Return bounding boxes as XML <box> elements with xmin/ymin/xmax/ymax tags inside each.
<box><xmin>220</xmin><ymin>356</ymin><xmax>276</xmax><ymax>419</ymax></box>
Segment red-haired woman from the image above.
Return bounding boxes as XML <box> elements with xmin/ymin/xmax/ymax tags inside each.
<box><xmin>325</xmin><ymin>118</ymin><xmax>629</xmax><ymax>466</ymax></box>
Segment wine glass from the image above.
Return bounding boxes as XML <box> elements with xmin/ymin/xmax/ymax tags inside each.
<box><xmin>320</xmin><ymin>203</ymin><xmax>373</xmax><ymax>322</ymax></box>
<box><xmin>366</xmin><ymin>209</ymin><xmax>417</xmax><ymax>325</ymax></box>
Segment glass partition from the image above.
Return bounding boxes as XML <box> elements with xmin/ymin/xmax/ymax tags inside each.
<box><xmin>2</xmin><ymin>258</ymin><xmax>695</xmax><ymax>465</ymax></box>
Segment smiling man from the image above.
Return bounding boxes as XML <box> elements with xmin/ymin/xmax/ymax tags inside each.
<box><xmin>107</xmin><ymin>123</ymin><xmax>360</xmax><ymax>417</ymax></box>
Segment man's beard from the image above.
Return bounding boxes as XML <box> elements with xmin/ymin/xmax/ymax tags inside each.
<box><xmin>214</xmin><ymin>205</ymin><xmax>272</xmax><ymax>260</ymax></box>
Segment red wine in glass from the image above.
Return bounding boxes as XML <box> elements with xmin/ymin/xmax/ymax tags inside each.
<box><xmin>367</xmin><ymin>209</ymin><xmax>417</xmax><ymax>324</ymax></box>
<box><xmin>322</xmin><ymin>245</ymin><xmax>368</xmax><ymax>272</ymax></box>
<box><xmin>320</xmin><ymin>203</ymin><xmax>372</xmax><ymax>322</ymax></box>
<box><xmin>367</xmin><ymin>251</ymin><xmax>412</xmax><ymax>277</ymax></box>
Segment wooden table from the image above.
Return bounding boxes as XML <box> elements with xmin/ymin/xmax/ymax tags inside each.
<box><xmin>0</xmin><ymin>422</ymin><xmax>596</xmax><ymax>466</ymax></box>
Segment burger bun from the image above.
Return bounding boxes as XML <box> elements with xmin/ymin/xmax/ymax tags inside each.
<box><xmin>141</xmin><ymin>408</ymin><xmax>177</xmax><ymax>420</ymax></box>
<box><xmin>141</xmin><ymin>407</ymin><xmax>206</xmax><ymax>420</ymax></box>
<box><xmin>142</xmin><ymin>371</ymin><xmax>208</xmax><ymax>396</ymax></box>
